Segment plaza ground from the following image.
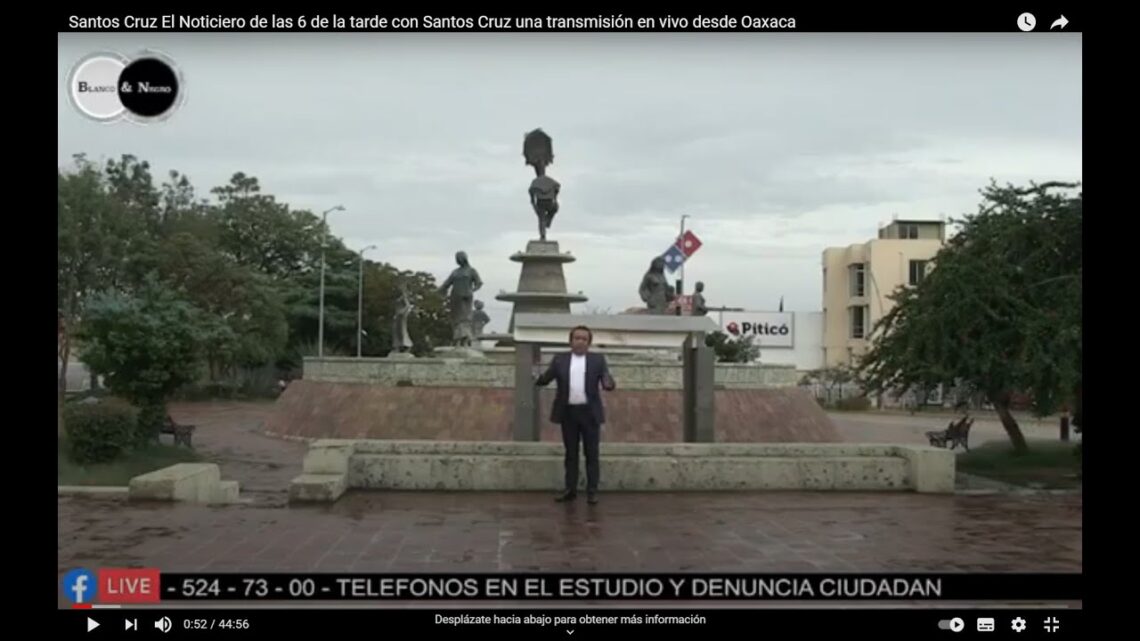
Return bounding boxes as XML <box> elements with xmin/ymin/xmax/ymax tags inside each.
<box><xmin>57</xmin><ymin>401</ymin><xmax>1081</xmax><ymax>603</ymax></box>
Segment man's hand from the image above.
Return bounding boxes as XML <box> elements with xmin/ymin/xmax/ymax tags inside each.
<box><xmin>534</xmin><ymin>364</ymin><xmax>551</xmax><ymax>387</ymax></box>
<box><xmin>601</xmin><ymin>373</ymin><xmax>616</xmax><ymax>392</ymax></box>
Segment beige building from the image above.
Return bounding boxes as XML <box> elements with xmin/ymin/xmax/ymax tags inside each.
<box><xmin>821</xmin><ymin>219</ymin><xmax>946</xmax><ymax>367</ymax></box>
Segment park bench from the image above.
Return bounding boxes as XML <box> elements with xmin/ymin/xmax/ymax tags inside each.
<box><xmin>925</xmin><ymin>416</ymin><xmax>973</xmax><ymax>451</ymax></box>
<box><xmin>161</xmin><ymin>414</ymin><xmax>196</xmax><ymax>447</ymax></box>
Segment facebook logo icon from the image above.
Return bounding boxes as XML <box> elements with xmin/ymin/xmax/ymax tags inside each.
<box><xmin>63</xmin><ymin>568</ymin><xmax>96</xmax><ymax>604</ymax></box>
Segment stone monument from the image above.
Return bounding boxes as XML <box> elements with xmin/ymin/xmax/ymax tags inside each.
<box><xmin>524</xmin><ymin>129</ymin><xmax>560</xmax><ymax>242</ymax></box>
<box><xmin>691</xmin><ymin>281</ymin><xmax>708</xmax><ymax>316</ymax></box>
<box><xmin>278</xmin><ymin>130</ymin><xmax>845</xmax><ymax>504</ymax></box>
<box><xmin>493</xmin><ymin>129</ymin><xmax>588</xmax><ymax>338</ymax></box>
<box><xmin>638</xmin><ymin>256</ymin><xmax>675</xmax><ymax>314</ymax></box>
<box><xmin>438</xmin><ymin>251</ymin><xmax>482</xmax><ymax>347</ymax></box>
<box><xmin>472</xmin><ymin>300</ymin><xmax>491</xmax><ymax>338</ymax></box>
<box><xmin>389</xmin><ymin>284</ymin><xmax>414</xmax><ymax>356</ymax></box>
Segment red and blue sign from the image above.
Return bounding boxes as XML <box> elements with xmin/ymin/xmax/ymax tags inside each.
<box><xmin>661</xmin><ymin>230</ymin><xmax>703</xmax><ymax>274</ymax></box>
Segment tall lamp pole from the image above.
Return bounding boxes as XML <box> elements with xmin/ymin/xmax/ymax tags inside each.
<box><xmin>356</xmin><ymin>244</ymin><xmax>377</xmax><ymax>358</ymax></box>
<box><xmin>318</xmin><ymin>205</ymin><xmax>345</xmax><ymax>358</ymax></box>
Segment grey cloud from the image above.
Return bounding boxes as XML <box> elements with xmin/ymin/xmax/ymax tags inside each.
<box><xmin>60</xmin><ymin>32</ymin><xmax>1081</xmax><ymax>321</ymax></box>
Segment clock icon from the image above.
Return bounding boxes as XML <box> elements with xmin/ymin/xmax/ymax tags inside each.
<box><xmin>1017</xmin><ymin>12</ymin><xmax>1036</xmax><ymax>31</ymax></box>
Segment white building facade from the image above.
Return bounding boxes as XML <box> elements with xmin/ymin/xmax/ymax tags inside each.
<box><xmin>712</xmin><ymin>310</ymin><xmax>824</xmax><ymax>372</ymax></box>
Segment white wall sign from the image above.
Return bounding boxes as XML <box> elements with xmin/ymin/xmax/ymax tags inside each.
<box><xmin>716</xmin><ymin>311</ymin><xmax>795</xmax><ymax>348</ymax></box>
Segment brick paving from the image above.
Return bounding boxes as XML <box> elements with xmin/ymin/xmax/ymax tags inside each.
<box><xmin>58</xmin><ymin>401</ymin><xmax>1082</xmax><ymax>607</ymax></box>
<box><xmin>58</xmin><ymin>491</ymin><xmax>1081</xmax><ymax>575</ymax></box>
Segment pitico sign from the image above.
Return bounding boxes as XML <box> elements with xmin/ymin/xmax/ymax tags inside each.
<box><xmin>719</xmin><ymin>311</ymin><xmax>794</xmax><ymax>348</ymax></box>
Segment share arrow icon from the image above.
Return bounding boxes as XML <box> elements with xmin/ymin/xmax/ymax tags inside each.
<box><xmin>1051</xmin><ymin>15</ymin><xmax>1069</xmax><ymax>29</ymax></box>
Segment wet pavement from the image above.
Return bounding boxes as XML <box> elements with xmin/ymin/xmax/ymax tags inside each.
<box><xmin>57</xmin><ymin>402</ymin><xmax>1082</xmax><ymax>587</ymax></box>
<box><xmin>59</xmin><ymin>490</ymin><xmax>1081</xmax><ymax>574</ymax></box>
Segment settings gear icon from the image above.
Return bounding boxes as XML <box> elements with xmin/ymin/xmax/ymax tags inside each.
<box><xmin>1011</xmin><ymin>617</ymin><xmax>1027</xmax><ymax>632</ymax></box>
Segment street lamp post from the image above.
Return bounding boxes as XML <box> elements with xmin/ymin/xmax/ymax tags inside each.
<box><xmin>357</xmin><ymin>244</ymin><xmax>377</xmax><ymax>358</ymax></box>
<box><xmin>317</xmin><ymin>205</ymin><xmax>345</xmax><ymax>358</ymax></box>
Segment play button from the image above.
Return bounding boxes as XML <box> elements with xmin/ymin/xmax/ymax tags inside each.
<box><xmin>87</xmin><ymin>618</ymin><xmax>99</xmax><ymax>632</ymax></box>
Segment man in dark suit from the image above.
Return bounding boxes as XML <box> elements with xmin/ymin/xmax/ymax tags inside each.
<box><xmin>535</xmin><ymin>325</ymin><xmax>615</xmax><ymax>504</ymax></box>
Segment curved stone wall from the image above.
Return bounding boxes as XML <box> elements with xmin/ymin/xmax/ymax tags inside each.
<box><xmin>302</xmin><ymin>356</ymin><xmax>801</xmax><ymax>390</ymax></box>
<box><xmin>264</xmin><ymin>381</ymin><xmax>841</xmax><ymax>443</ymax></box>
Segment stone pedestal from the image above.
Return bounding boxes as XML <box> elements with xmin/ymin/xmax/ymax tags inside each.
<box><xmin>495</xmin><ymin>240</ymin><xmax>588</xmax><ymax>340</ymax></box>
<box><xmin>433</xmin><ymin>346</ymin><xmax>486</xmax><ymax>360</ymax></box>
<box><xmin>513</xmin><ymin>343</ymin><xmax>542</xmax><ymax>441</ymax></box>
<box><xmin>682</xmin><ymin>332</ymin><xmax>716</xmax><ymax>443</ymax></box>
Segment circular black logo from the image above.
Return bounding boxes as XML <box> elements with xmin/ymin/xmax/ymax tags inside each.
<box><xmin>117</xmin><ymin>57</ymin><xmax>179</xmax><ymax>119</ymax></box>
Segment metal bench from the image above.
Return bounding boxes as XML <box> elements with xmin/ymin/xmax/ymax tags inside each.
<box><xmin>925</xmin><ymin>416</ymin><xmax>973</xmax><ymax>451</ymax></box>
<box><xmin>161</xmin><ymin>414</ymin><xmax>196</xmax><ymax>447</ymax></box>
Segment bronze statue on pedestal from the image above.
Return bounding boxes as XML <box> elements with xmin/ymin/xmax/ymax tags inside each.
<box><xmin>524</xmin><ymin>129</ymin><xmax>560</xmax><ymax>241</ymax></box>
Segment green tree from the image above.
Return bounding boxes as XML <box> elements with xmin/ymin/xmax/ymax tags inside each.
<box><xmin>58</xmin><ymin>155</ymin><xmax>139</xmax><ymax>432</ymax></box>
<box><xmin>157</xmin><ymin>169</ymin><xmax>214</xmax><ymax>239</ymax></box>
<box><xmin>801</xmin><ymin>365</ymin><xmax>856</xmax><ymax>404</ymax></box>
<box><xmin>76</xmin><ymin>277</ymin><xmax>208</xmax><ymax>443</ymax></box>
<box><xmin>206</xmin><ymin>172</ymin><xmax>346</xmax><ymax>360</ymax></box>
<box><xmin>209</xmin><ymin>173</ymin><xmax>327</xmax><ymax>281</ymax></box>
<box><xmin>857</xmin><ymin>181</ymin><xmax>1081</xmax><ymax>451</ymax></box>
<box><xmin>705</xmin><ymin>331</ymin><xmax>759</xmax><ymax>363</ymax></box>
<box><xmin>59</xmin><ymin>156</ymin><xmax>108</xmax><ymax>423</ymax></box>
<box><xmin>357</xmin><ymin>263</ymin><xmax>451</xmax><ymax>356</ymax></box>
<box><xmin>156</xmin><ymin>232</ymin><xmax>288</xmax><ymax>378</ymax></box>
<box><xmin>59</xmin><ymin>155</ymin><xmax>183</xmax><ymax>420</ymax></box>
<box><xmin>60</xmin><ymin>154</ymin><xmax>462</xmax><ymax>398</ymax></box>
<box><xmin>99</xmin><ymin>155</ymin><xmax>166</xmax><ymax>293</ymax></box>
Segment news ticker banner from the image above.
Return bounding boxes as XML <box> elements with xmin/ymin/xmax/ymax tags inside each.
<box><xmin>62</xmin><ymin>569</ymin><xmax>1081</xmax><ymax>606</ymax></box>
<box><xmin>60</xmin><ymin>9</ymin><xmax>1080</xmax><ymax>32</ymax></box>
<box><xmin>59</xmin><ymin>608</ymin><xmax>1086</xmax><ymax>636</ymax></box>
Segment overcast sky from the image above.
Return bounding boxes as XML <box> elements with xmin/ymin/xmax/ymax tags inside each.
<box><xmin>59</xmin><ymin>33</ymin><xmax>1082</xmax><ymax>333</ymax></box>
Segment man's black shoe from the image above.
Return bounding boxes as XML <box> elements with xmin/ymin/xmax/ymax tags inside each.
<box><xmin>587</xmin><ymin>493</ymin><xmax>598</xmax><ymax>505</ymax></box>
<box><xmin>555</xmin><ymin>491</ymin><xmax>577</xmax><ymax>502</ymax></box>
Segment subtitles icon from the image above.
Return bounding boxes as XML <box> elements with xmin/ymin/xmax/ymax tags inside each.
<box><xmin>977</xmin><ymin>618</ymin><xmax>995</xmax><ymax>632</ymax></box>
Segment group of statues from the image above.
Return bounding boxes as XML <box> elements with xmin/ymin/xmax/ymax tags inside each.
<box><xmin>390</xmin><ymin>252</ymin><xmax>491</xmax><ymax>354</ymax></box>
<box><xmin>424</xmin><ymin>129</ymin><xmax>561</xmax><ymax>348</ymax></box>
<box><xmin>636</xmin><ymin>256</ymin><xmax>709</xmax><ymax>315</ymax></box>
<box><xmin>390</xmin><ymin>127</ymin><xmax>712</xmax><ymax>354</ymax></box>
<box><xmin>437</xmin><ymin>250</ymin><xmax>490</xmax><ymax>347</ymax></box>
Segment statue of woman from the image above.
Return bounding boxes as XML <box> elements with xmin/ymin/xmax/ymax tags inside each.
<box><xmin>438</xmin><ymin>251</ymin><xmax>483</xmax><ymax>346</ymax></box>
<box><xmin>391</xmin><ymin>285</ymin><xmax>414</xmax><ymax>353</ymax></box>
<box><xmin>638</xmin><ymin>256</ymin><xmax>675</xmax><ymax>314</ymax></box>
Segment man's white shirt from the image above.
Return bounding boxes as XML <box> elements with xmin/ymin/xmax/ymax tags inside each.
<box><xmin>568</xmin><ymin>353</ymin><xmax>587</xmax><ymax>405</ymax></box>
